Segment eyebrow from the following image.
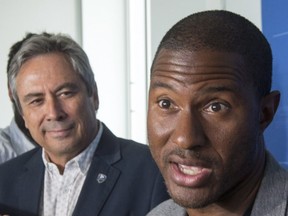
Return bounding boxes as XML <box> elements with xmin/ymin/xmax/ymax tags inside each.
<box><xmin>54</xmin><ymin>82</ymin><xmax>79</xmax><ymax>93</ymax></box>
<box><xmin>23</xmin><ymin>92</ymin><xmax>43</xmax><ymax>104</ymax></box>
<box><xmin>149</xmin><ymin>81</ymin><xmax>175</xmax><ymax>91</ymax></box>
<box><xmin>22</xmin><ymin>82</ymin><xmax>80</xmax><ymax>103</ymax></box>
<box><xmin>201</xmin><ymin>86</ymin><xmax>236</xmax><ymax>94</ymax></box>
<box><xmin>150</xmin><ymin>80</ymin><xmax>238</xmax><ymax>94</ymax></box>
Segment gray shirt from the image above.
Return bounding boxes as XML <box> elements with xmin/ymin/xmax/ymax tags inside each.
<box><xmin>0</xmin><ymin>118</ymin><xmax>35</xmax><ymax>164</ymax></box>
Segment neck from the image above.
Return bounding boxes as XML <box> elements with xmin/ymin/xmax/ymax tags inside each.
<box><xmin>45</xmin><ymin>153</ymin><xmax>73</xmax><ymax>175</ymax></box>
<box><xmin>44</xmin><ymin>148</ymin><xmax>87</xmax><ymax>175</ymax></box>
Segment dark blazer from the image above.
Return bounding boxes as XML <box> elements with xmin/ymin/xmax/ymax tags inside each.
<box><xmin>0</xmin><ymin>124</ymin><xmax>169</xmax><ymax>216</ymax></box>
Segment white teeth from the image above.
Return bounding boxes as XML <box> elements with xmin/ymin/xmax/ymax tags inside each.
<box><xmin>178</xmin><ymin>164</ymin><xmax>201</xmax><ymax>175</ymax></box>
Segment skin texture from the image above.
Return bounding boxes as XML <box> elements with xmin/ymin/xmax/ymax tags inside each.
<box><xmin>15</xmin><ymin>52</ymin><xmax>99</xmax><ymax>173</ymax></box>
<box><xmin>147</xmin><ymin>49</ymin><xmax>280</xmax><ymax>215</ymax></box>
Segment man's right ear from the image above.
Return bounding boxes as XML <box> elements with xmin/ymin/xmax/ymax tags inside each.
<box><xmin>8</xmin><ymin>86</ymin><xmax>13</xmax><ymax>102</ymax></box>
<box><xmin>93</xmin><ymin>93</ymin><xmax>99</xmax><ymax>111</ymax></box>
<box><xmin>92</xmin><ymin>86</ymin><xmax>99</xmax><ymax>111</ymax></box>
<box><xmin>259</xmin><ymin>90</ymin><xmax>281</xmax><ymax>132</ymax></box>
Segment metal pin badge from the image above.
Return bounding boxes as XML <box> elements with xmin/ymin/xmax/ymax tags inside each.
<box><xmin>97</xmin><ymin>173</ymin><xmax>107</xmax><ymax>183</ymax></box>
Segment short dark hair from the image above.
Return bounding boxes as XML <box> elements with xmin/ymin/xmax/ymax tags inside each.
<box><xmin>151</xmin><ymin>10</ymin><xmax>272</xmax><ymax>97</ymax></box>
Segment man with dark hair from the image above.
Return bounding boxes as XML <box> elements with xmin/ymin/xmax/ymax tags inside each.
<box><xmin>147</xmin><ymin>10</ymin><xmax>288</xmax><ymax>215</ymax></box>
<box><xmin>0</xmin><ymin>32</ymin><xmax>169</xmax><ymax>216</ymax></box>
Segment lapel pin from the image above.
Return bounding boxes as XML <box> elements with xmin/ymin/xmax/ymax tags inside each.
<box><xmin>97</xmin><ymin>173</ymin><xmax>107</xmax><ymax>184</ymax></box>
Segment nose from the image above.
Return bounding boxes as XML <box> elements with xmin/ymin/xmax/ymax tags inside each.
<box><xmin>45</xmin><ymin>96</ymin><xmax>67</xmax><ymax>121</ymax></box>
<box><xmin>171</xmin><ymin>110</ymin><xmax>206</xmax><ymax>150</ymax></box>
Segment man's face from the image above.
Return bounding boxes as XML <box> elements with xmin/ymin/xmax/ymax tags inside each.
<box><xmin>16</xmin><ymin>53</ymin><xmax>98</xmax><ymax>163</ymax></box>
<box><xmin>148</xmin><ymin>49</ymin><xmax>265</xmax><ymax>209</ymax></box>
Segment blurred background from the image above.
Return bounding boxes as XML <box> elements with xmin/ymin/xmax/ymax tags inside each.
<box><xmin>0</xmin><ymin>0</ymin><xmax>287</xmax><ymax>167</ymax></box>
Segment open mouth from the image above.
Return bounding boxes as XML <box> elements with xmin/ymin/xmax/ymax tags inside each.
<box><xmin>168</xmin><ymin>162</ymin><xmax>213</xmax><ymax>187</ymax></box>
<box><xmin>178</xmin><ymin>164</ymin><xmax>204</xmax><ymax>175</ymax></box>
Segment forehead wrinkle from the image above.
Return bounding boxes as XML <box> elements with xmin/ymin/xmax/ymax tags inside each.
<box><xmin>150</xmin><ymin>72</ymin><xmax>187</xmax><ymax>90</ymax></box>
<box><xmin>152</xmin><ymin>69</ymin><xmax>244</xmax><ymax>89</ymax></box>
<box><xmin>151</xmin><ymin>71</ymin><xmax>205</xmax><ymax>91</ymax></box>
<box><xmin>153</xmin><ymin>50</ymin><xmax>248</xmax><ymax>83</ymax></box>
<box><xmin>151</xmin><ymin>65</ymin><xmax>248</xmax><ymax>85</ymax></box>
<box><xmin>23</xmin><ymin>92</ymin><xmax>44</xmax><ymax>103</ymax></box>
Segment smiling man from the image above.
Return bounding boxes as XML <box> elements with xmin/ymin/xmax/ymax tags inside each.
<box><xmin>147</xmin><ymin>10</ymin><xmax>288</xmax><ymax>216</ymax></box>
<box><xmin>0</xmin><ymin>32</ymin><xmax>169</xmax><ymax>216</ymax></box>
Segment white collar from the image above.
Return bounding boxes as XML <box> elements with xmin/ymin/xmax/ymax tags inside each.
<box><xmin>42</xmin><ymin>121</ymin><xmax>103</xmax><ymax>174</ymax></box>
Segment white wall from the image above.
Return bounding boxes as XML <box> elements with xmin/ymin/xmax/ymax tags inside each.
<box><xmin>81</xmin><ymin>0</ymin><xmax>262</xmax><ymax>144</ymax></box>
<box><xmin>82</xmin><ymin>0</ymin><xmax>148</xmax><ymax>143</ymax></box>
<box><xmin>147</xmin><ymin>0</ymin><xmax>207</xmax><ymax>65</ymax></box>
<box><xmin>81</xmin><ymin>0</ymin><xmax>129</xmax><ymax>140</ymax></box>
<box><xmin>0</xmin><ymin>0</ymin><xmax>261</xmax><ymax>144</ymax></box>
<box><xmin>0</xmin><ymin>0</ymin><xmax>82</xmax><ymax>128</ymax></box>
<box><xmin>147</xmin><ymin>0</ymin><xmax>262</xmax><ymax>69</ymax></box>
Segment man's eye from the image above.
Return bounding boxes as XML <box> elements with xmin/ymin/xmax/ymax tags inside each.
<box><xmin>59</xmin><ymin>91</ymin><xmax>74</xmax><ymax>98</ymax></box>
<box><xmin>158</xmin><ymin>99</ymin><xmax>171</xmax><ymax>109</ymax></box>
<box><xmin>61</xmin><ymin>92</ymin><xmax>71</xmax><ymax>96</ymax></box>
<box><xmin>30</xmin><ymin>99</ymin><xmax>43</xmax><ymax>106</ymax></box>
<box><xmin>204</xmin><ymin>102</ymin><xmax>229</xmax><ymax>113</ymax></box>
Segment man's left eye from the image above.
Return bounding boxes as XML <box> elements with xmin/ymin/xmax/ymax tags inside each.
<box><xmin>59</xmin><ymin>91</ymin><xmax>74</xmax><ymax>97</ymax></box>
<box><xmin>204</xmin><ymin>102</ymin><xmax>229</xmax><ymax>113</ymax></box>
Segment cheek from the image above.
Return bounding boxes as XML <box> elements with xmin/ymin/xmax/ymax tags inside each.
<box><xmin>147</xmin><ymin>113</ymin><xmax>173</xmax><ymax>165</ymax></box>
<box><xmin>65</xmin><ymin>98</ymin><xmax>90</xmax><ymax>118</ymax></box>
<box><xmin>22</xmin><ymin>113</ymin><xmax>45</xmax><ymax>145</ymax></box>
<box><xmin>210</xmin><ymin>119</ymin><xmax>258</xmax><ymax>166</ymax></box>
<box><xmin>22</xmin><ymin>112</ymin><xmax>39</xmax><ymax>130</ymax></box>
<box><xmin>74</xmin><ymin>98</ymin><xmax>97</xmax><ymax>130</ymax></box>
<box><xmin>148</xmin><ymin>111</ymin><xmax>168</xmax><ymax>143</ymax></box>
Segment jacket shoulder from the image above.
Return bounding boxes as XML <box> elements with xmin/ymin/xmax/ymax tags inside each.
<box><xmin>251</xmin><ymin>152</ymin><xmax>288</xmax><ymax>215</ymax></box>
<box><xmin>117</xmin><ymin>138</ymin><xmax>156</xmax><ymax>166</ymax></box>
<box><xmin>0</xmin><ymin>147</ymin><xmax>41</xmax><ymax>172</ymax></box>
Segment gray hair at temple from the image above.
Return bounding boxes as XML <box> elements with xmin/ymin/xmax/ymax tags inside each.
<box><xmin>7</xmin><ymin>32</ymin><xmax>97</xmax><ymax>113</ymax></box>
<box><xmin>151</xmin><ymin>10</ymin><xmax>272</xmax><ymax>98</ymax></box>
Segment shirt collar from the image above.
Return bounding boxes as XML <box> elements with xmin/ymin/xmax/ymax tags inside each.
<box><xmin>42</xmin><ymin>121</ymin><xmax>103</xmax><ymax>174</ymax></box>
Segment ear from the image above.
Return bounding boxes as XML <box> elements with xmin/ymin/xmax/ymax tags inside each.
<box><xmin>21</xmin><ymin>115</ymin><xmax>29</xmax><ymax>129</ymax></box>
<box><xmin>259</xmin><ymin>90</ymin><xmax>280</xmax><ymax>132</ymax></box>
<box><xmin>8</xmin><ymin>86</ymin><xmax>13</xmax><ymax>102</ymax></box>
<box><xmin>92</xmin><ymin>86</ymin><xmax>99</xmax><ymax>111</ymax></box>
<box><xmin>93</xmin><ymin>93</ymin><xmax>99</xmax><ymax>111</ymax></box>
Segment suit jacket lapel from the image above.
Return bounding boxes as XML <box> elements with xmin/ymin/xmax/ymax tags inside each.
<box><xmin>251</xmin><ymin>152</ymin><xmax>288</xmax><ymax>216</ymax></box>
<box><xmin>73</xmin><ymin>125</ymin><xmax>122</xmax><ymax>216</ymax></box>
<box><xmin>17</xmin><ymin>148</ymin><xmax>44</xmax><ymax>215</ymax></box>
